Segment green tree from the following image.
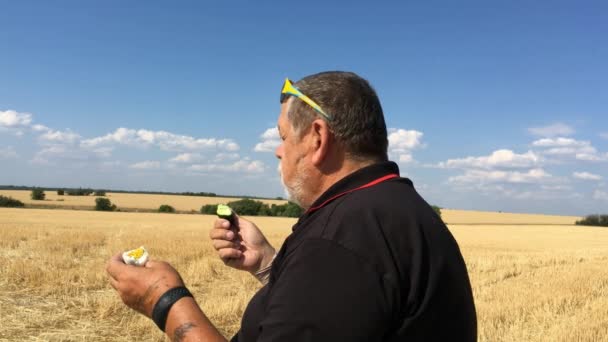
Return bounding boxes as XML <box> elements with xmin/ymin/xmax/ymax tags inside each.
<box><xmin>159</xmin><ymin>204</ymin><xmax>176</xmax><ymax>213</ymax></box>
<box><xmin>31</xmin><ymin>188</ymin><xmax>45</xmax><ymax>200</ymax></box>
<box><xmin>270</xmin><ymin>202</ymin><xmax>303</xmax><ymax>217</ymax></box>
<box><xmin>269</xmin><ymin>204</ymin><xmax>281</xmax><ymax>217</ymax></box>
<box><xmin>576</xmin><ymin>214</ymin><xmax>608</xmax><ymax>227</ymax></box>
<box><xmin>95</xmin><ymin>197</ymin><xmax>116</xmax><ymax>211</ymax></box>
<box><xmin>227</xmin><ymin>198</ymin><xmax>268</xmax><ymax>216</ymax></box>
<box><xmin>200</xmin><ymin>204</ymin><xmax>218</xmax><ymax>214</ymax></box>
<box><xmin>0</xmin><ymin>195</ymin><xmax>25</xmax><ymax>207</ymax></box>
<box><xmin>57</xmin><ymin>189</ymin><xmax>65</xmax><ymax>196</ymax></box>
<box><xmin>200</xmin><ymin>200</ymin><xmax>302</xmax><ymax>218</ymax></box>
<box><xmin>68</xmin><ymin>188</ymin><xmax>94</xmax><ymax>196</ymax></box>
<box><xmin>281</xmin><ymin>202</ymin><xmax>303</xmax><ymax>217</ymax></box>
<box><xmin>94</xmin><ymin>190</ymin><xmax>106</xmax><ymax>196</ymax></box>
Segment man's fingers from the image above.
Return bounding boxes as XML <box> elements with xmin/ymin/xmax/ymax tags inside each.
<box><xmin>213</xmin><ymin>219</ymin><xmax>231</xmax><ymax>230</ymax></box>
<box><xmin>109</xmin><ymin>277</ymin><xmax>119</xmax><ymax>290</ymax></box>
<box><xmin>106</xmin><ymin>252</ymin><xmax>126</xmax><ymax>279</ymax></box>
<box><xmin>218</xmin><ymin>248</ymin><xmax>242</xmax><ymax>261</ymax></box>
<box><xmin>110</xmin><ymin>252</ymin><xmax>125</xmax><ymax>263</ymax></box>
<box><xmin>144</xmin><ymin>260</ymin><xmax>160</xmax><ymax>268</ymax></box>
<box><xmin>212</xmin><ymin>239</ymin><xmax>240</xmax><ymax>251</ymax></box>
<box><xmin>209</xmin><ymin>228</ymin><xmax>235</xmax><ymax>241</ymax></box>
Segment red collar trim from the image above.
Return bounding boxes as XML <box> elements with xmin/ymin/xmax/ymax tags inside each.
<box><xmin>305</xmin><ymin>173</ymin><xmax>399</xmax><ymax>214</ymax></box>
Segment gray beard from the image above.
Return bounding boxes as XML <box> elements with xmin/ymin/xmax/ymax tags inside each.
<box><xmin>278</xmin><ymin>162</ymin><xmax>306</xmax><ymax>207</ymax></box>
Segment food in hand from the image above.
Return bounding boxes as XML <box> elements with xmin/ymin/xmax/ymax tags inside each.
<box><xmin>122</xmin><ymin>246</ymin><xmax>149</xmax><ymax>266</ymax></box>
<box><xmin>217</xmin><ymin>204</ymin><xmax>235</xmax><ymax>225</ymax></box>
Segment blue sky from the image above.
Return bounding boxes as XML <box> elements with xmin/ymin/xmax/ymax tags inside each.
<box><xmin>1</xmin><ymin>1</ymin><xmax>606</xmax><ymax>215</ymax></box>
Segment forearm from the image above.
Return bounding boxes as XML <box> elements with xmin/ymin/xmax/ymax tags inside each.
<box><xmin>164</xmin><ymin>297</ymin><xmax>227</xmax><ymax>342</ymax></box>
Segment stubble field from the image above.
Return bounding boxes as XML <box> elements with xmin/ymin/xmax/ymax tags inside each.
<box><xmin>1</xmin><ymin>201</ymin><xmax>607</xmax><ymax>341</ymax></box>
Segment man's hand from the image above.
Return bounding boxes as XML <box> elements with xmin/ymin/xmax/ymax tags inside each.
<box><xmin>209</xmin><ymin>214</ymin><xmax>275</xmax><ymax>274</ymax></box>
<box><xmin>106</xmin><ymin>253</ymin><xmax>185</xmax><ymax>317</ymax></box>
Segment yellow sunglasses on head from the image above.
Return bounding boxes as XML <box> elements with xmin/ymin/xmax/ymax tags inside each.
<box><xmin>280</xmin><ymin>78</ymin><xmax>332</xmax><ymax>121</ymax></box>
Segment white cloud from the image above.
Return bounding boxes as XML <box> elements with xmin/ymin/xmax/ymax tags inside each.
<box><xmin>573</xmin><ymin>172</ymin><xmax>602</xmax><ymax>181</ymax></box>
<box><xmin>81</xmin><ymin>127</ymin><xmax>135</xmax><ymax>147</ymax></box>
<box><xmin>30</xmin><ymin>145</ymin><xmax>91</xmax><ymax>165</ymax></box>
<box><xmin>0</xmin><ymin>110</ymin><xmax>32</xmax><ymax>128</ymax></box>
<box><xmin>575</xmin><ymin>152</ymin><xmax>607</xmax><ymax>161</ymax></box>
<box><xmin>543</xmin><ymin>146</ymin><xmax>597</xmax><ymax>156</ymax></box>
<box><xmin>449</xmin><ymin>182</ymin><xmax>580</xmax><ymax>201</ymax></box>
<box><xmin>600</xmin><ymin>132</ymin><xmax>608</xmax><ymax>140</ymax></box>
<box><xmin>29</xmin><ymin>126</ymin><xmax>116</xmax><ymax>163</ymax></box>
<box><xmin>170</xmin><ymin>153</ymin><xmax>203</xmax><ymax>164</ymax></box>
<box><xmin>532</xmin><ymin>137</ymin><xmax>606</xmax><ymax>161</ymax></box>
<box><xmin>254</xmin><ymin>127</ymin><xmax>280</xmax><ymax>152</ymax></box>
<box><xmin>82</xmin><ymin>127</ymin><xmax>239</xmax><ymax>152</ymax></box>
<box><xmin>34</xmin><ymin>146</ymin><xmax>67</xmax><ymax>159</ymax></box>
<box><xmin>532</xmin><ymin>137</ymin><xmax>589</xmax><ymax>148</ymax></box>
<box><xmin>541</xmin><ymin>184</ymin><xmax>573</xmax><ymax>191</ymax></box>
<box><xmin>214</xmin><ymin>153</ymin><xmax>240</xmax><ymax>161</ymax></box>
<box><xmin>253</xmin><ymin>126</ymin><xmax>425</xmax><ymax>163</ymax></box>
<box><xmin>39</xmin><ymin>129</ymin><xmax>81</xmax><ymax>144</ymax></box>
<box><xmin>528</xmin><ymin>123</ymin><xmax>574</xmax><ymax>137</ymax></box>
<box><xmin>543</xmin><ymin>146</ymin><xmax>595</xmax><ymax>155</ymax></box>
<box><xmin>388</xmin><ymin>128</ymin><xmax>424</xmax><ymax>150</ymax></box>
<box><xmin>0</xmin><ymin>146</ymin><xmax>18</xmax><ymax>159</ymax></box>
<box><xmin>170</xmin><ymin>152</ymin><xmax>241</xmax><ymax>165</ymax></box>
<box><xmin>93</xmin><ymin>147</ymin><xmax>114</xmax><ymax>158</ymax></box>
<box><xmin>439</xmin><ymin>149</ymin><xmax>540</xmax><ymax>169</ymax></box>
<box><xmin>398</xmin><ymin>153</ymin><xmax>413</xmax><ymax>163</ymax></box>
<box><xmin>32</xmin><ymin>124</ymin><xmax>49</xmax><ymax>132</ymax></box>
<box><xmin>449</xmin><ymin>168</ymin><xmax>551</xmax><ymax>184</ymax></box>
<box><xmin>129</xmin><ymin>161</ymin><xmax>161</xmax><ymax>170</ymax></box>
<box><xmin>388</xmin><ymin>128</ymin><xmax>424</xmax><ymax>163</ymax></box>
<box><xmin>189</xmin><ymin>160</ymin><xmax>265</xmax><ymax>173</ymax></box>
<box><xmin>593</xmin><ymin>190</ymin><xmax>608</xmax><ymax>201</ymax></box>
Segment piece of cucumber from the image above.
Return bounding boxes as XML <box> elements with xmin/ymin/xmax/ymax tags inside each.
<box><xmin>217</xmin><ymin>204</ymin><xmax>235</xmax><ymax>225</ymax></box>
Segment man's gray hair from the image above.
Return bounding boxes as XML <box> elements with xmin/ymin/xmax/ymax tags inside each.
<box><xmin>288</xmin><ymin>71</ymin><xmax>388</xmax><ymax>162</ymax></box>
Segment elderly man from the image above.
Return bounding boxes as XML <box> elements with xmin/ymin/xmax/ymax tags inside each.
<box><xmin>107</xmin><ymin>71</ymin><xmax>477</xmax><ymax>341</ymax></box>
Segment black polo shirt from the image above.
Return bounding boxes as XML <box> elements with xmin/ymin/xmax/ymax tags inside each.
<box><xmin>232</xmin><ymin>162</ymin><xmax>477</xmax><ymax>341</ymax></box>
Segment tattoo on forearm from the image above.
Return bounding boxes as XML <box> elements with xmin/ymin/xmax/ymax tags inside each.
<box><xmin>173</xmin><ymin>322</ymin><xmax>197</xmax><ymax>342</ymax></box>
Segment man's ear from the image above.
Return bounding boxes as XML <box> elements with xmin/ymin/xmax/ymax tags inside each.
<box><xmin>310</xmin><ymin>119</ymin><xmax>331</xmax><ymax>166</ymax></box>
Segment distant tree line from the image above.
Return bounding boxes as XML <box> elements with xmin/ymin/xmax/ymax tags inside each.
<box><xmin>201</xmin><ymin>199</ymin><xmax>303</xmax><ymax>218</ymax></box>
<box><xmin>0</xmin><ymin>185</ymin><xmax>280</xmax><ymax>201</ymax></box>
<box><xmin>181</xmin><ymin>192</ymin><xmax>217</xmax><ymax>197</ymax></box>
<box><xmin>576</xmin><ymin>214</ymin><xmax>608</xmax><ymax>227</ymax></box>
<box><xmin>5</xmin><ymin>188</ymin><xmax>438</xmax><ymax>222</ymax></box>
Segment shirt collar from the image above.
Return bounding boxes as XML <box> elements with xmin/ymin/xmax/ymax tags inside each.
<box><xmin>297</xmin><ymin>161</ymin><xmax>405</xmax><ymax>222</ymax></box>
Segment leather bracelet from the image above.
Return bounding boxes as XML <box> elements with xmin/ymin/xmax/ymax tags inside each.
<box><xmin>152</xmin><ymin>286</ymin><xmax>193</xmax><ymax>332</ymax></box>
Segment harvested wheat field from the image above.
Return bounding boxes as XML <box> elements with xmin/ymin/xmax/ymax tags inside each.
<box><xmin>1</xmin><ymin>207</ymin><xmax>607</xmax><ymax>341</ymax></box>
<box><xmin>441</xmin><ymin>209</ymin><xmax>580</xmax><ymax>225</ymax></box>
<box><xmin>0</xmin><ymin>190</ymin><xmax>286</xmax><ymax>212</ymax></box>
